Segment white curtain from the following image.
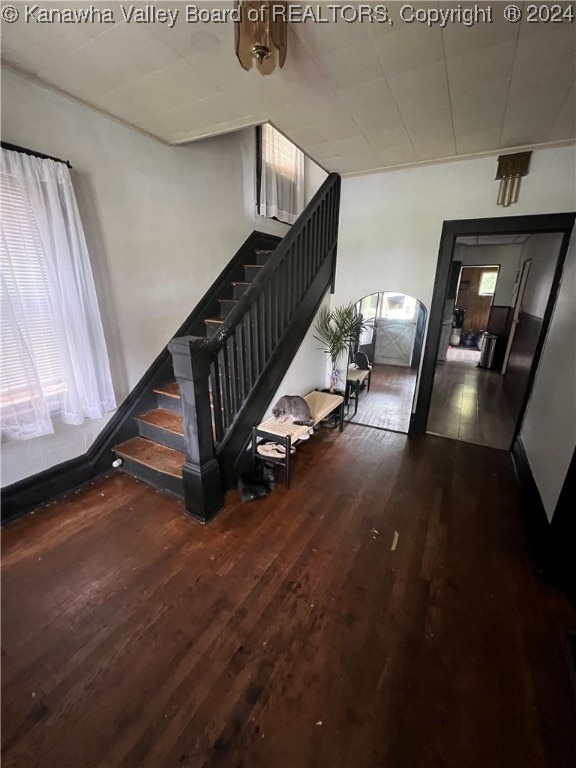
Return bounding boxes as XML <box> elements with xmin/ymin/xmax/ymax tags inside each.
<box><xmin>1</xmin><ymin>149</ymin><xmax>116</xmax><ymax>440</ymax></box>
<box><xmin>258</xmin><ymin>124</ymin><xmax>305</xmax><ymax>225</ymax></box>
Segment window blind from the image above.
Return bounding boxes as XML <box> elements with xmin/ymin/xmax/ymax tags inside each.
<box><xmin>261</xmin><ymin>123</ymin><xmax>299</xmax><ymax>181</ymax></box>
<box><xmin>0</xmin><ymin>175</ymin><xmax>66</xmax><ymax>405</ymax></box>
<box><xmin>258</xmin><ymin>124</ymin><xmax>305</xmax><ymax>224</ymax></box>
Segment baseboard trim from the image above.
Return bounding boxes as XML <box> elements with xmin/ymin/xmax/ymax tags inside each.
<box><xmin>1</xmin><ymin>455</ymin><xmax>94</xmax><ymax>525</ymax></box>
<box><xmin>512</xmin><ymin>437</ymin><xmax>576</xmax><ymax>599</ymax></box>
<box><xmin>511</xmin><ymin>437</ymin><xmax>550</xmax><ymax>574</ymax></box>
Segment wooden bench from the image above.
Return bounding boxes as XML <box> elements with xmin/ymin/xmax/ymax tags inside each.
<box><xmin>252</xmin><ymin>391</ymin><xmax>345</xmax><ymax>488</ymax></box>
<box><xmin>345</xmin><ymin>366</ymin><xmax>372</xmax><ymax>416</ymax></box>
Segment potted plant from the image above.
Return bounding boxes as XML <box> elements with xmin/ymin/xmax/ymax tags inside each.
<box><xmin>314</xmin><ymin>303</ymin><xmax>372</xmax><ymax>393</ymax></box>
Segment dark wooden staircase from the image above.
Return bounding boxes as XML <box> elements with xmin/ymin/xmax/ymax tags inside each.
<box><xmin>112</xmin><ymin>250</ymin><xmax>277</xmax><ymax>498</ymax></box>
<box><xmin>109</xmin><ymin>173</ymin><xmax>341</xmax><ymax>523</ymax></box>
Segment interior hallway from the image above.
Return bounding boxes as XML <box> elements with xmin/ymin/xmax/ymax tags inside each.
<box><xmin>347</xmin><ymin>364</ymin><xmax>417</xmax><ymax>432</ymax></box>
<box><xmin>428</xmin><ymin>347</ymin><xmax>516</xmax><ymax>450</ymax></box>
<box><xmin>2</xmin><ymin>425</ymin><xmax>576</xmax><ymax>768</ymax></box>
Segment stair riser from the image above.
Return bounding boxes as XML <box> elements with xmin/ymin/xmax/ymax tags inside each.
<box><xmin>244</xmin><ymin>266</ymin><xmax>262</xmax><ymax>282</ymax></box>
<box><xmin>218</xmin><ymin>300</ymin><xmax>236</xmax><ymax>319</ymax></box>
<box><xmin>206</xmin><ymin>323</ymin><xmax>222</xmax><ymax>340</ymax></box>
<box><xmin>232</xmin><ymin>283</ymin><xmax>249</xmax><ymax>300</ymax></box>
<box><xmin>116</xmin><ymin>460</ymin><xmax>184</xmax><ymax>499</ymax></box>
<box><xmin>255</xmin><ymin>250</ymin><xmax>274</xmax><ymax>266</ymax></box>
<box><xmin>136</xmin><ymin>419</ymin><xmax>185</xmax><ymax>453</ymax></box>
<box><xmin>156</xmin><ymin>392</ymin><xmax>182</xmax><ymax>414</ymax></box>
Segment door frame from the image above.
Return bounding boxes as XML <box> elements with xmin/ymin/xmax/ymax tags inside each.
<box><xmin>501</xmin><ymin>257</ymin><xmax>531</xmax><ymax>375</ymax></box>
<box><xmin>410</xmin><ymin>212</ymin><xmax>575</xmax><ymax>444</ymax></box>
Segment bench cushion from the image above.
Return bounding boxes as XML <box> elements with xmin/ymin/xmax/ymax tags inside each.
<box><xmin>347</xmin><ymin>368</ymin><xmax>370</xmax><ymax>384</ymax></box>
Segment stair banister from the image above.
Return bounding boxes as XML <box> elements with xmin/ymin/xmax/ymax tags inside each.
<box><xmin>204</xmin><ymin>173</ymin><xmax>341</xmax><ymax>348</ymax></box>
<box><xmin>168</xmin><ymin>172</ymin><xmax>341</xmax><ymax>521</ymax></box>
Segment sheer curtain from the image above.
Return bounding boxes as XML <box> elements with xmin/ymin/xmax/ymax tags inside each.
<box><xmin>1</xmin><ymin>148</ymin><xmax>116</xmax><ymax>440</ymax></box>
<box><xmin>258</xmin><ymin>124</ymin><xmax>304</xmax><ymax>225</ymax></box>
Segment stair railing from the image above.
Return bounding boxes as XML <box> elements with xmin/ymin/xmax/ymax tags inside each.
<box><xmin>169</xmin><ymin>172</ymin><xmax>341</xmax><ymax>522</ymax></box>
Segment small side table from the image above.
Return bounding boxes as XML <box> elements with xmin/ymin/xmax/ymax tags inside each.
<box><xmin>345</xmin><ymin>367</ymin><xmax>371</xmax><ymax>416</ymax></box>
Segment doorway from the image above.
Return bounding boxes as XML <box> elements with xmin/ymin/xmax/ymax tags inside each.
<box><xmin>348</xmin><ymin>291</ymin><xmax>426</xmax><ymax>433</ymax></box>
<box><xmin>413</xmin><ymin>213</ymin><xmax>575</xmax><ymax>450</ymax></box>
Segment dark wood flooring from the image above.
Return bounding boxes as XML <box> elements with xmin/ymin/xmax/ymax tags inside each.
<box><xmin>2</xmin><ymin>425</ymin><xmax>576</xmax><ymax>768</ymax></box>
<box><xmin>428</xmin><ymin>355</ymin><xmax>516</xmax><ymax>450</ymax></box>
<box><xmin>347</xmin><ymin>364</ymin><xmax>417</xmax><ymax>433</ymax></box>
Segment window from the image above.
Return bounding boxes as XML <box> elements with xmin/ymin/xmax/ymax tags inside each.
<box><xmin>479</xmin><ymin>270</ymin><xmax>498</xmax><ymax>296</ymax></box>
<box><xmin>1</xmin><ymin>148</ymin><xmax>116</xmax><ymax>440</ymax></box>
<box><xmin>258</xmin><ymin>124</ymin><xmax>304</xmax><ymax>224</ymax></box>
<box><xmin>1</xmin><ymin>177</ymin><xmax>66</xmax><ymax>407</ymax></box>
<box><xmin>355</xmin><ymin>292</ymin><xmax>417</xmax><ymax>346</ymax></box>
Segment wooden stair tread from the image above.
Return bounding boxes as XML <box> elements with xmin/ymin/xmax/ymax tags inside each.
<box><xmin>114</xmin><ymin>437</ymin><xmax>184</xmax><ymax>478</ymax></box>
<box><xmin>219</xmin><ymin>299</ymin><xmax>237</xmax><ymax>305</ymax></box>
<box><xmin>153</xmin><ymin>382</ymin><xmax>180</xmax><ymax>399</ymax></box>
<box><xmin>205</xmin><ymin>318</ymin><xmax>224</xmax><ymax>324</ymax></box>
<box><xmin>231</xmin><ymin>281</ymin><xmax>250</xmax><ymax>286</ymax></box>
<box><xmin>137</xmin><ymin>409</ymin><xmax>183</xmax><ymax>435</ymax></box>
<box><xmin>243</xmin><ymin>264</ymin><xmax>263</xmax><ymax>268</ymax></box>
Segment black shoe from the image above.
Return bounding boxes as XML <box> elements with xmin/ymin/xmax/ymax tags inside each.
<box><xmin>262</xmin><ymin>462</ymin><xmax>277</xmax><ymax>490</ymax></box>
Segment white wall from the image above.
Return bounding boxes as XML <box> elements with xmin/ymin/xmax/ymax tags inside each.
<box><xmin>335</xmin><ymin>146</ymin><xmax>576</xmax><ymax>312</ymax></box>
<box><xmin>262</xmin><ymin>295</ymin><xmax>331</xmax><ymax>421</ymax></box>
<box><xmin>454</xmin><ymin>244</ymin><xmax>523</xmax><ymax>306</ymax></box>
<box><xmin>520</xmin><ymin>236</ymin><xmax>575</xmax><ymax>520</ymax></box>
<box><xmin>518</xmin><ymin>233</ymin><xmax>564</xmax><ymax>319</ymax></box>
<box><xmin>305</xmin><ymin>156</ymin><xmax>328</xmax><ymax>205</ymax></box>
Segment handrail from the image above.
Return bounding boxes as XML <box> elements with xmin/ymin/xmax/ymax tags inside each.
<box><xmin>181</xmin><ymin>172</ymin><xmax>340</xmax><ymax>353</ymax></box>
<box><xmin>213</xmin><ymin>172</ymin><xmax>339</xmax><ymax>345</ymax></box>
<box><xmin>168</xmin><ymin>172</ymin><xmax>341</xmax><ymax>522</ymax></box>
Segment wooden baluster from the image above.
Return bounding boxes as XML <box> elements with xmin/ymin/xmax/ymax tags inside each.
<box><xmin>276</xmin><ymin>263</ymin><xmax>284</xmax><ymax>335</ymax></box>
<box><xmin>210</xmin><ymin>358</ymin><xmax>224</xmax><ymax>443</ymax></box>
<box><xmin>287</xmin><ymin>250</ymin><xmax>295</xmax><ymax>320</ymax></box>
<box><xmin>293</xmin><ymin>235</ymin><xmax>300</xmax><ymax>306</ymax></box>
<box><xmin>320</xmin><ymin>199</ymin><xmax>327</xmax><ymax>268</ymax></box>
<box><xmin>313</xmin><ymin>206</ymin><xmax>321</xmax><ymax>273</ymax></box>
<box><xmin>168</xmin><ymin>337</ymin><xmax>223</xmax><ymax>523</ymax></box>
<box><xmin>307</xmin><ymin>220</ymin><xmax>313</xmax><ymax>286</ymax></box>
<box><xmin>242</xmin><ymin>314</ymin><xmax>253</xmax><ymax>394</ymax></box>
<box><xmin>250</xmin><ymin>303</ymin><xmax>260</xmax><ymax>381</ymax></box>
<box><xmin>259</xmin><ymin>291</ymin><xmax>268</xmax><ymax>365</ymax></box>
<box><xmin>269</xmin><ymin>276</ymin><xmax>277</xmax><ymax>350</ymax></box>
<box><xmin>235</xmin><ymin>324</ymin><xmax>245</xmax><ymax>404</ymax></box>
<box><xmin>227</xmin><ymin>335</ymin><xmax>238</xmax><ymax>415</ymax></box>
<box><xmin>220</xmin><ymin>346</ymin><xmax>232</xmax><ymax>429</ymax></box>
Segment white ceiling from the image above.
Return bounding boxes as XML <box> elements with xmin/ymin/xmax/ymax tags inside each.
<box><xmin>2</xmin><ymin>1</ymin><xmax>575</xmax><ymax>175</ymax></box>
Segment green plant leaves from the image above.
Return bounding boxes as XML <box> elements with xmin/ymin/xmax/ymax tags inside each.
<box><xmin>314</xmin><ymin>303</ymin><xmax>372</xmax><ymax>368</ymax></box>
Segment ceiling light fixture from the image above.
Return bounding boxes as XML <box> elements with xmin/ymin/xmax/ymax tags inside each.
<box><xmin>235</xmin><ymin>1</ymin><xmax>288</xmax><ymax>75</ymax></box>
<box><xmin>496</xmin><ymin>151</ymin><xmax>532</xmax><ymax>207</ymax></box>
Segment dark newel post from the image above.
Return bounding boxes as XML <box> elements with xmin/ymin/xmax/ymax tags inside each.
<box><xmin>168</xmin><ymin>336</ymin><xmax>224</xmax><ymax>523</ymax></box>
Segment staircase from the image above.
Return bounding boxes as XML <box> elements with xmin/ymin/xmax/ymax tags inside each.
<box><xmin>111</xmin><ymin>173</ymin><xmax>341</xmax><ymax>522</ymax></box>
<box><xmin>111</xmin><ymin>248</ymin><xmax>278</xmax><ymax>500</ymax></box>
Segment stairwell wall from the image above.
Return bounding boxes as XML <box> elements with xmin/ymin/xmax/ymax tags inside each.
<box><xmin>2</xmin><ymin>69</ymin><xmax>294</xmax><ymax>485</ymax></box>
<box><xmin>1</xmin><ymin>69</ymin><xmax>328</xmax><ymax>487</ymax></box>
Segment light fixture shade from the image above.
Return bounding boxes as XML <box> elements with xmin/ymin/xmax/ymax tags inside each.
<box><xmin>496</xmin><ymin>151</ymin><xmax>532</xmax><ymax>207</ymax></box>
<box><xmin>235</xmin><ymin>1</ymin><xmax>288</xmax><ymax>75</ymax></box>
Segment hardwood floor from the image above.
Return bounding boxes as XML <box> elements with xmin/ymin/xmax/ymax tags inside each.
<box><xmin>2</xmin><ymin>425</ymin><xmax>576</xmax><ymax>768</ymax></box>
<box><xmin>428</xmin><ymin>355</ymin><xmax>516</xmax><ymax>450</ymax></box>
<box><xmin>347</xmin><ymin>364</ymin><xmax>417</xmax><ymax>432</ymax></box>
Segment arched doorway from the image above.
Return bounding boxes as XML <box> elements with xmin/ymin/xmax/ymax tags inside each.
<box><xmin>349</xmin><ymin>291</ymin><xmax>427</xmax><ymax>432</ymax></box>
